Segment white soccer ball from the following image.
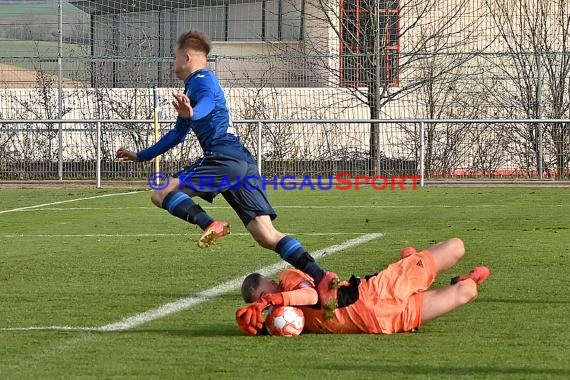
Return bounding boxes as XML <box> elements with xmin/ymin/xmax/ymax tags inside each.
<box><xmin>265</xmin><ymin>306</ymin><xmax>305</xmax><ymax>336</ymax></box>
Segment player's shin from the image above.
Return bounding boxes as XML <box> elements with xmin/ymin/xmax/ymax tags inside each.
<box><xmin>275</xmin><ymin>236</ymin><xmax>325</xmax><ymax>283</ymax></box>
<box><xmin>162</xmin><ymin>191</ymin><xmax>214</xmax><ymax>229</ymax></box>
<box><xmin>275</xmin><ymin>236</ymin><xmax>339</xmax><ymax>316</ymax></box>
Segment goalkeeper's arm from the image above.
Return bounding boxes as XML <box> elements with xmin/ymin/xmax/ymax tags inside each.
<box><xmin>263</xmin><ymin>287</ymin><xmax>318</xmax><ymax>307</ymax></box>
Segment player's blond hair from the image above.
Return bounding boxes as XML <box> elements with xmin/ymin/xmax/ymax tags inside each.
<box><xmin>176</xmin><ymin>30</ymin><xmax>211</xmax><ymax>56</ymax></box>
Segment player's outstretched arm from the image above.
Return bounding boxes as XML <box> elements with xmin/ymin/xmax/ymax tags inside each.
<box><xmin>276</xmin><ymin>288</ymin><xmax>318</xmax><ymax>307</ymax></box>
<box><xmin>135</xmin><ymin>121</ymin><xmax>191</xmax><ymax>162</ymax></box>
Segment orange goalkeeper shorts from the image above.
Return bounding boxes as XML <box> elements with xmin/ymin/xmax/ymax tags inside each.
<box><xmin>343</xmin><ymin>250</ymin><xmax>437</xmax><ymax>334</ymax></box>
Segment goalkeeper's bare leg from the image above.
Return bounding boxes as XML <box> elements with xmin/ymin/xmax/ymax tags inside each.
<box><xmin>421</xmin><ymin>265</ymin><xmax>490</xmax><ymax>324</ymax></box>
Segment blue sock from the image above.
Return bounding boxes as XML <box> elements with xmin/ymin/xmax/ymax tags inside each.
<box><xmin>162</xmin><ymin>191</ymin><xmax>214</xmax><ymax>230</ymax></box>
<box><xmin>275</xmin><ymin>236</ymin><xmax>325</xmax><ymax>283</ymax></box>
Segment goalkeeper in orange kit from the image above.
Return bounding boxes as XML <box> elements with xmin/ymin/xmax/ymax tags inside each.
<box><xmin>236</xmin><ymin>238</ymin><xmax>490</xmax><ymax>335</ymax></box>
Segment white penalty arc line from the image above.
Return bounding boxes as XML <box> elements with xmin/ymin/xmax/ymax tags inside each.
<box><xmin>0</xmin><ymin>191</ymin><xmax>145</xmax><ymax>215</ymax></box>
<box><xmin>98</xmin><ymin>232</ymin><xmax>383</xmax><ymax>332</ymax></box>
<box><xmin>0</xmin><ymin>326</ymin><xmax>97</xmax><ymax>331</ymax></box>
<box><xmin>0</xmin><ymin>232</ymin><xmax>384</xmax><ymax>332</ymax></box>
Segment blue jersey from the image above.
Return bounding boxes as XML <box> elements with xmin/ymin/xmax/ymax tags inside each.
<box><xmin>137</xmin><ymin>69</ymin><xmax>251</xmax><ymax>162</ymax></box>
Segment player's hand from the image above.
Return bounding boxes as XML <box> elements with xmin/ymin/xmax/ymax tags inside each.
<box><xmin>172</xmin><ymin>91</ymin><xmax>193</xmax><ymax>119</ymax></box>
<box><xmin>260</xmin><ymin>293</ymin><xmax>285</xmax><ymax>306</ymax></box>
<box><xmin>115</xmin><ymin>147</ymin><xmax>138</xmax><ymax>162</ymax></box>
<box><xmin>236</xmin><ymin>303</ymin><xmax>265</xmax><ymax>335</ymax></box>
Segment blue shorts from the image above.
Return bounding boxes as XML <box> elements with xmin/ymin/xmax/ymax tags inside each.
<box><xmin>175</xmin><ymin>153</ymin><xmax>277</xmax><ymax>226</ymax></box>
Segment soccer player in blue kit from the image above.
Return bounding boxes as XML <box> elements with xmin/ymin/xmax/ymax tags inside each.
<box><xmin>115</xmin><ymin>30</ymin><xmax>340</xmax><ymax>310</ymax></box>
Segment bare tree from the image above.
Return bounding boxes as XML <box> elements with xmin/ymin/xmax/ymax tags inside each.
<box><xmin>486</xmin><ymin>0</ymin><xmax>570</xmax><ymax>179</ymax></box>
<box><xmin>4</xmin><ymin>67</ymin><xmax>71</xmax><ymax>161</ymax></box>
<box><xmin>218</xmin><ymin>55</ymin><xmax>374</xmax><ymax>176</ymax></box>
<box><xmin>269</xmin><ymin>0</ymin><xmax>487</xmax><ymax>175</ymax></box>
<box><xmin>406</xmin><ymin>48</ymin><xmax>531</xmax><ymax>178</ymax></box>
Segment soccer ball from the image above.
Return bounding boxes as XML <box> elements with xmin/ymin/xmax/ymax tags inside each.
<box><xmin>265</xmin><ymin>306</ymin><xmax>305</xmax><ymax>336</ymax></box>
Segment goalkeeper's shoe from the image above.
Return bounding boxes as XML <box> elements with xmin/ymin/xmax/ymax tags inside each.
<box><xmin>198</xmin><ymin>221</ymin><xmax>231</xmax><ymax>248</ymax></box>
<box><xmin>317</xmin><ymin>271</ymin><xmax>341</xmax><ymax>320</ymax></box>
<box><xmin>400</xmin><ymin>246</ymin><xmax>417</xmax><ymax>260</ymax></box>
<box><xmin>450</xmin><ymin>266</ymin><xmax>490</xmax><ymax>285</ymax></box>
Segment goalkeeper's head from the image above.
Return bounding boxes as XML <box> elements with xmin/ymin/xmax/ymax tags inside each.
<box><xmin>241</xmin><ymin>273</ymin><xmax>280</xmax><ymax>303</ymax></box>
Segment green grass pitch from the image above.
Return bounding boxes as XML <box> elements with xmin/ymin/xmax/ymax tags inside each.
<box><xmin>0</xmin><ymin>186</ymin><xmax>569</xmax><ymax>379</ymax></box>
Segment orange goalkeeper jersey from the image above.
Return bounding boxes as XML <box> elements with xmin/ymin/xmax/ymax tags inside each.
<box><xmin>279</xmin><ymin>250</ymin><xmax>437</xmax><ymax>334</ymax></box>
<box><xmin>278</xmin><ymin>269</ymin><xmax>362</xmax><ymax>333</ymax></box>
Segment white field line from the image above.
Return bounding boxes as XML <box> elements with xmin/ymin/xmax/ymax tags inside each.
<box><xmin>0</xmin><ymin>191</ymin><xmax>145</xmax><ymax>215</ymax></box>
<box><xmin>2</xmin><ymin>232</ymin><xmax>368</xmax><ymax>238</ymax></box>
<box><xmin>0</xmin><ymin>326</ymin><xmax>97</xmax><ymax>331</ymax></box>
<box><xmin>0</xmin><ymin>233</ymin><xmax>384</xmax><ymax>332</ymax></box>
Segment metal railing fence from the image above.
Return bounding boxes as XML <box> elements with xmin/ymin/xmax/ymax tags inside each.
<box><xmin>1</xmin><ymin>118</ymin><xmax>569</xmax><ymax>187</ymax></box>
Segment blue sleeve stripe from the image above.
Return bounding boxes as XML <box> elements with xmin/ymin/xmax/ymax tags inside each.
<box><xmin>166</xmin><ymin>192</ymin><xmax>189</xmax><ymax>214</ymax></box>
<box><xmin>280</xmin><ymin>240</ymin><xmax>303</xmax><ymax>260</ymax></box>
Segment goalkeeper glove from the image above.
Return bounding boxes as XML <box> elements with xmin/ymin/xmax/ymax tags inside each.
<box><xmin>235</xmin><ymin>293</ymin><xmax>285</xmax><ymax>335</ymax></box>
<box><xmin>260</xmin><ymin>292</ymin><xmax>284</xmax><ymax>307</ymax></box>
<box><xmin>236</xmin><ymin>302</ymin><xmax>265</xmax><ymax>335</ymax></box>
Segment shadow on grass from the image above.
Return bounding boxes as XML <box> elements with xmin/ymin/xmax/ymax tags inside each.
<box><xmin>479</xmin><ymin>297</ymin><xmax>570</xmax><ymax>305</ymax></box>
<box><xmin>313</xmin><ymin>363</ymin><xmax>570</xmax><ymax>377</ymax></box>
<box><xmin>111</xmin><ymin>324</ymin><xmax>241</xmax><ymax>337</ymax></box>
